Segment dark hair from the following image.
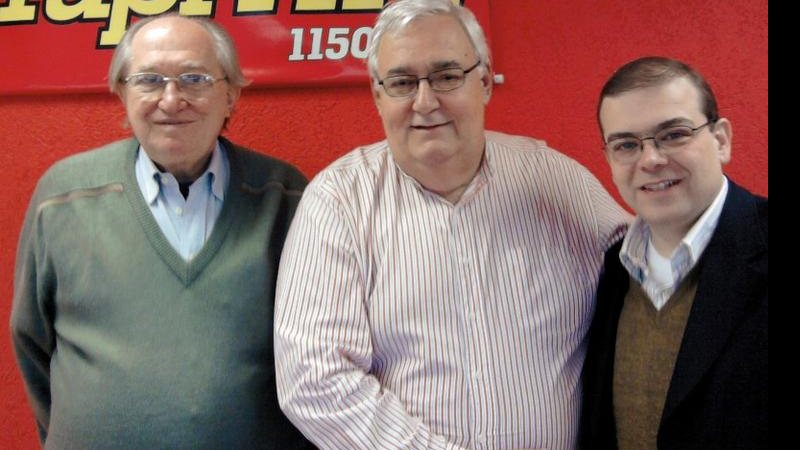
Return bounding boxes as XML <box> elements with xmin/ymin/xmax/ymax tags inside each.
<box><xmin>598</xmin><ymin>56</ymin><xmax>719</xmax><ymax>131</ymax></box>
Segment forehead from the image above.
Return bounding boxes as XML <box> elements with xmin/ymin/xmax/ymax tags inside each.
<box><xmin>377</xmin><ymin>14</ymin><xmax>475</xmax><ymax>73</ymax></box>
<box><xmin>600</xmin><ymin>77</ymin><xmax>704</xmax><ymax>133</ymax></box>
<box><xmin>129</xmin><ymin>17</ymin><xmax>218</xmax><ymax>70</ymax></box>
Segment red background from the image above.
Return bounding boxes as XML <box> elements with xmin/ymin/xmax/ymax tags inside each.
<box><xmin>0</xmin><ymin>1</ymin><xmax>492</xmax><ymax>93</ymax></box>
<box><xmin>0</xmin><ymin>1</ymin><xmax>767</xmax><ymax>447</ymax></box>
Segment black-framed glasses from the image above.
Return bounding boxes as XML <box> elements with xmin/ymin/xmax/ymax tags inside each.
<box><xmin>377</xmin><ymin>60</ymin><xmax>483</xmax><ymax>97</ymax></box>
<box><xmin>122</xmin><ymin>72</ymin><xmax>227</xmax><ymax>96</ymax></box>
<box><xmin>604</xmin><ymin>120</ymin><xmax>715</xmax><ymax>164</ymax></box>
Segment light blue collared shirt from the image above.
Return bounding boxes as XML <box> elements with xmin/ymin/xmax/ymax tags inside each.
<box><xmin>135</xmin><ymin>141</ymin><xmax>229</xmax><ymax>261</ymax></box>
<box><xmin>619</xmin><ymin>177</ymin><xmax>729</xmax><ymax>310</ymax></box>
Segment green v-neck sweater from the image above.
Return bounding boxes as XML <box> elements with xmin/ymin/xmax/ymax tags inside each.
<box><xmin>11</xmin><ymin>137</ymin><xmax>314</xmax><ymax>449</ymax></box>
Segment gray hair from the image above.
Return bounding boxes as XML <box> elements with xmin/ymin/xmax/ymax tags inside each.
<box><xmin>108</xmin><ymin>13</ymin><xmax>249</xmax><ymax>95</ymax></box>
<box><xmin>367</xmin><ymin>0</ymin><xmax>491</xmax><ymax>79</ymax></box>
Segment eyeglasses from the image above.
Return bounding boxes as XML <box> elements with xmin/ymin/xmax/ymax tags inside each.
<box><xmin>604</xmin><ymin>121</ymin><xmax>715</xmax><ymax>164</ymax></box>
<box><xmin>377</xmin><ymin>61</ymin><xmax>483</xmax><ymax>97</ymax></box>
<box><xmin>122</xmin><ymin>72</ymin><xmax>227</xmax><ymax>96</ymax></box>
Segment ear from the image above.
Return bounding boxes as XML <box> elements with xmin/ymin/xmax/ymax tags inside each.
<box><xmin>371</xmin><ymin>79</ymin><xmax>384</xmax><ymax>117</ymax></box>
<box><xmin>116</xmin><ymin>86</ymin><xmax>130</xmax><ymax>129</ymax></box>
<box><xmin>712</xmin><ymin>118</ymin><xmax>732</xmax><ymax>165</ymax></box>
<box><xmin>226</xmin><ymin>86</ymin><xmax>241</xmax><ymax>116</ymax></box>
<box><xmin>116</xmin><ymin>83</ymin><xmax>127</xmax><ymax>104</ymax></box>
<box><xmin>480</xmin><ymin>65</ymin><xmax>493</xmax><ymax>104</ymax></box>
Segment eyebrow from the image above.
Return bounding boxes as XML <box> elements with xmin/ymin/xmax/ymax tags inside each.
<box><xmin>132</xmin><ymin>62</ymin><xmax>211</xmax><ymax>74</ymax></box>
<box><xmin>384</xmin><ymin>60</ymin><xmax>463</xmax><ymax>77</ymax></box>
<box><xmin>605</xmin><ymin>117</ymin><xmax>696</xmax><ymax>141</ymax></box>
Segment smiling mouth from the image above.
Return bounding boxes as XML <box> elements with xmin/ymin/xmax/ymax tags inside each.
<box><xmin>641</xmin><ymin>179</ymin><xmax>680</xmax><ymax>192</ymax></box>
<box><xmin>155</xmin><ymin>120</ymin><xmax>192</xmax><ymax>126</ymax></box>
<box><xmin>411</xmin><ymin>122</ymin><xmax>448</xmax><ymax>130</ymax></box>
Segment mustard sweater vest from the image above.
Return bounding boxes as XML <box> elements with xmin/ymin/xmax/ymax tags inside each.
<box><xmin>612</xmin><ymin>269</ymin><xmax>699</xmax><ymax>450</ymax></box>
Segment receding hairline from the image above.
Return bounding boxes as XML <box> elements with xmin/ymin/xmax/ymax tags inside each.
<box><xmin>366</xmin><ymin>0</ymin><xmax>491</xmax><ymax>81</ymax></box>
<box><xmin>375</xmin><ymin>14</ymin><xmax>479</xmax><ymax>68</ymax></box>
<box><xmin>108</xmin><ymin>12</ymin><xmax>250</xmax><ymax>94</ymax></box>
<box><xmin>130</xmin><ymin>15</ymin><xmax>215</xmax><ymax>50</ymax></box>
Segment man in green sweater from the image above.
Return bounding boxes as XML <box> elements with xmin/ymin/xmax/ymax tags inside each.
<box><xmin>11</xmin><ymin>13</ymin><xmax>312</xmax><ymax>449</ymax></box>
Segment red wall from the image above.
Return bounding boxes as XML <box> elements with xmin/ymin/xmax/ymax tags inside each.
<box><xmin>0</xmin><ymin>2</ymin><xmax>767</xmax><ymax>447</ymax></box>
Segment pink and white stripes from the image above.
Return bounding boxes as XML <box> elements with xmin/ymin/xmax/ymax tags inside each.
<box><xmin>275</xmin><ymin>131</ymin><xmax>630</xmax><ymax>450</ymax></box>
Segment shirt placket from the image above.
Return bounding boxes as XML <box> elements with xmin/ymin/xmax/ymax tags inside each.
<box><xmin>159</xmin><ymin>174</ymin><xmax>188</xmax><ymax>252</ymax></box>
<box><xmin>450</xmin><ymin>203</ymin><xmax>490</xmax><ymax>449</ymax></box>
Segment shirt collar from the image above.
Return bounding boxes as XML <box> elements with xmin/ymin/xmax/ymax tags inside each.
<box><xmin>135</xmin><ymin>149</ymin><xmax>161</xmax><ymax>205</ymax></box>
<box><xmin>619</xmin><ymin>176</ymin><xmax>729</xmax><ymax>284</ymax></box>
<box><xmin>619</xmin><ymin>216</ymin><xmax>651</xmax><ymax>284</ymax></box>
<box><xmin>135</xmin><ymin>140</ymin><xmax>228</xmax><ymax>204</ymax></box>
<box><xmin>388</xmin><ymin>139</ymin><xmax>493</xmax><ymax>205</ymax></box>
<box><xmin>681</xmin><ymin>176</ymin><xmax>728</xmax><ymax>261</ymax></box>
<box><xmin>205</xmin><ymin>141</ymin><xmax>228</xmax><ymax>201</ymax></box>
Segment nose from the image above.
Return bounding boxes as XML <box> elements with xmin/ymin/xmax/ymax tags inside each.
<box><xmin>157</xmin><ymin>80</ymin><xmax>187</xmax><ymax>113</ymax></box>
<box><xmin>412</xmin><ymin>78</ymin><xmax>440</xmax><ymax>114</ymax></box>
<box><xmin>638</xmin><ymin>138</ymin><xmax>668</xmax><ymax>169</ymax></box>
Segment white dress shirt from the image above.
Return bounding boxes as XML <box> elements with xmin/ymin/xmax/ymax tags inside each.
<box><xmin>134</xmin><ymin>141</ymin><xmax>228</xmax><ymax>260</ymax></box>
<box><xmin>619</xmin><ymin>178</ymin><xmax>728</xmax><ymax>310</ymax></box>
<box><xmin>275</xmin><ymin>131</ymin><xmax>630</xmax><ymax>450</ymax></box>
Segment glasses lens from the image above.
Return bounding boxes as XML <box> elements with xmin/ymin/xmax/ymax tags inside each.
<box><xmin>655</xmin><ymin>126</ymin><xmax>696</xmax><ymax>148</ymax></box>
<box><xmin>178</xmin><ymin>73</ymin><xmax>213</xmax><ymax>91</ymax></box>
<box><xmin>607</xmin><ymin>138</ymin><xmax>641</xmax><ymax>163</ymax></box>
<box><xmin>129</xmin><ymin>73</ymin><xmax>164</xmax><ymax>92</ymax></box>
<box><xmin>383</xmin><ymin>76</ymin><xmax>417</xmax><ymax>97</ymax></box>
<box><xmin>429</xmin><ymin>68</ymin><xmax>466</xmax><ymax>91</ymax></box>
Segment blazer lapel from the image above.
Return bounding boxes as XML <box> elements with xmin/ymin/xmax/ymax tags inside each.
<box><xmin>661</xmin><ymin>182</ymin><xmax>768</xmax><ymax>420</ymax></box>
<box><xmin>582</xmin><ymin>240</ymin><xmax>630</xmax><ymax>448</ymax></box>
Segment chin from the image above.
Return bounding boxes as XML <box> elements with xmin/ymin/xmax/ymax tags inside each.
<box><xmin>417</xmin><ymin>142</ymin><xmax>459</xmax><ymax>159</ymax></box>
<box><xmin>153</xmin><ymin>137</ymin><xmax>191</xmax><ymax>152</ymax></box>
<box><xmin>640</xmin><ymin>207</ymin><xmax>690</xmax><ymax>227</ymax></box>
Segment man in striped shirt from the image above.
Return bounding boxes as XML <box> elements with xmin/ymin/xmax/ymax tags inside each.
<box><xmin>275</xmin><ymin>1</ymin><xmax>629</xmax><ymax>449</ymax></box>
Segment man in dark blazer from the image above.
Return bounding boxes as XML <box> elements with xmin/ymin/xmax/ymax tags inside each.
<box><xmin>580</xmin><ymin>57</ymin><xmax>767</xmax><ymax>450</ymax></box>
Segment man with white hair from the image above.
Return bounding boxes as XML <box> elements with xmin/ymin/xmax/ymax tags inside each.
<box><xmin>11</xmin><ymin>13</ymin><xmax>311</xmax><ymax>449</ymax></box>
<box><xmin>275</xmin><ymin>1</ymin><xmax>630</xmax><ymax>448</ymax></box>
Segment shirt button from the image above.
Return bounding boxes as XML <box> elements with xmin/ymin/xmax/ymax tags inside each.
<box><xmin>175</xmin><ymin>207</ymin><xmax>183</xmax><ymax>216</ymax></box>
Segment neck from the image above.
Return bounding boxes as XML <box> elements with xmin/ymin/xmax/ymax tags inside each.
<box><xmin>431</xmin><ymin>179</ymin><xmax>474</xmax><ymax>203</ymax></box>
<box><xmin>648</xmin><ymin>224</ymin><xmax>689</xmax><ymax>258</ymax></box>
<box><xmin>402</xmin><ymin>149</ymin><xmax>485</xmax><ymax>204</ymax></box>
<box><xmin>153</xmin><ymin>153</ymin><xmax>213</xmax><ymax>184</ymax></box>
<box><xmin>417</xmin><ymin>160</ymin><xmax>482</xmax><ymax>204</ymax></box>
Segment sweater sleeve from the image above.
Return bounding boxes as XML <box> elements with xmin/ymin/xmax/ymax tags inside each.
<box><xmin>10</xmin><ymin>184</ymin><xmax>57</xmax><ymax>443</ymax></box>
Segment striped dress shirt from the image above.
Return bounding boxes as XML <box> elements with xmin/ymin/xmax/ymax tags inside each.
<box><xmin>275</xmin><ymin>131</ymin><xmax>630</xmax><ymax>450</ymax></box>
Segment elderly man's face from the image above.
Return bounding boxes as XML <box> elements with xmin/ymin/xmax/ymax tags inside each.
<box><xmin>372</xmin><ymin>14</ymin><xmax>491</xmax><ymax>189</ymax></box>
<box><xmin>120</xmin><ymin>16</ymin><xmax>240</xmax><ymax>181</ymax></box>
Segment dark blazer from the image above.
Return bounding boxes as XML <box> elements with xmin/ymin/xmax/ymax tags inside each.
<box><xmin>579</xmin><ymin>181</ymin><xmax>768</xmax><ymax>450</ymax></box>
